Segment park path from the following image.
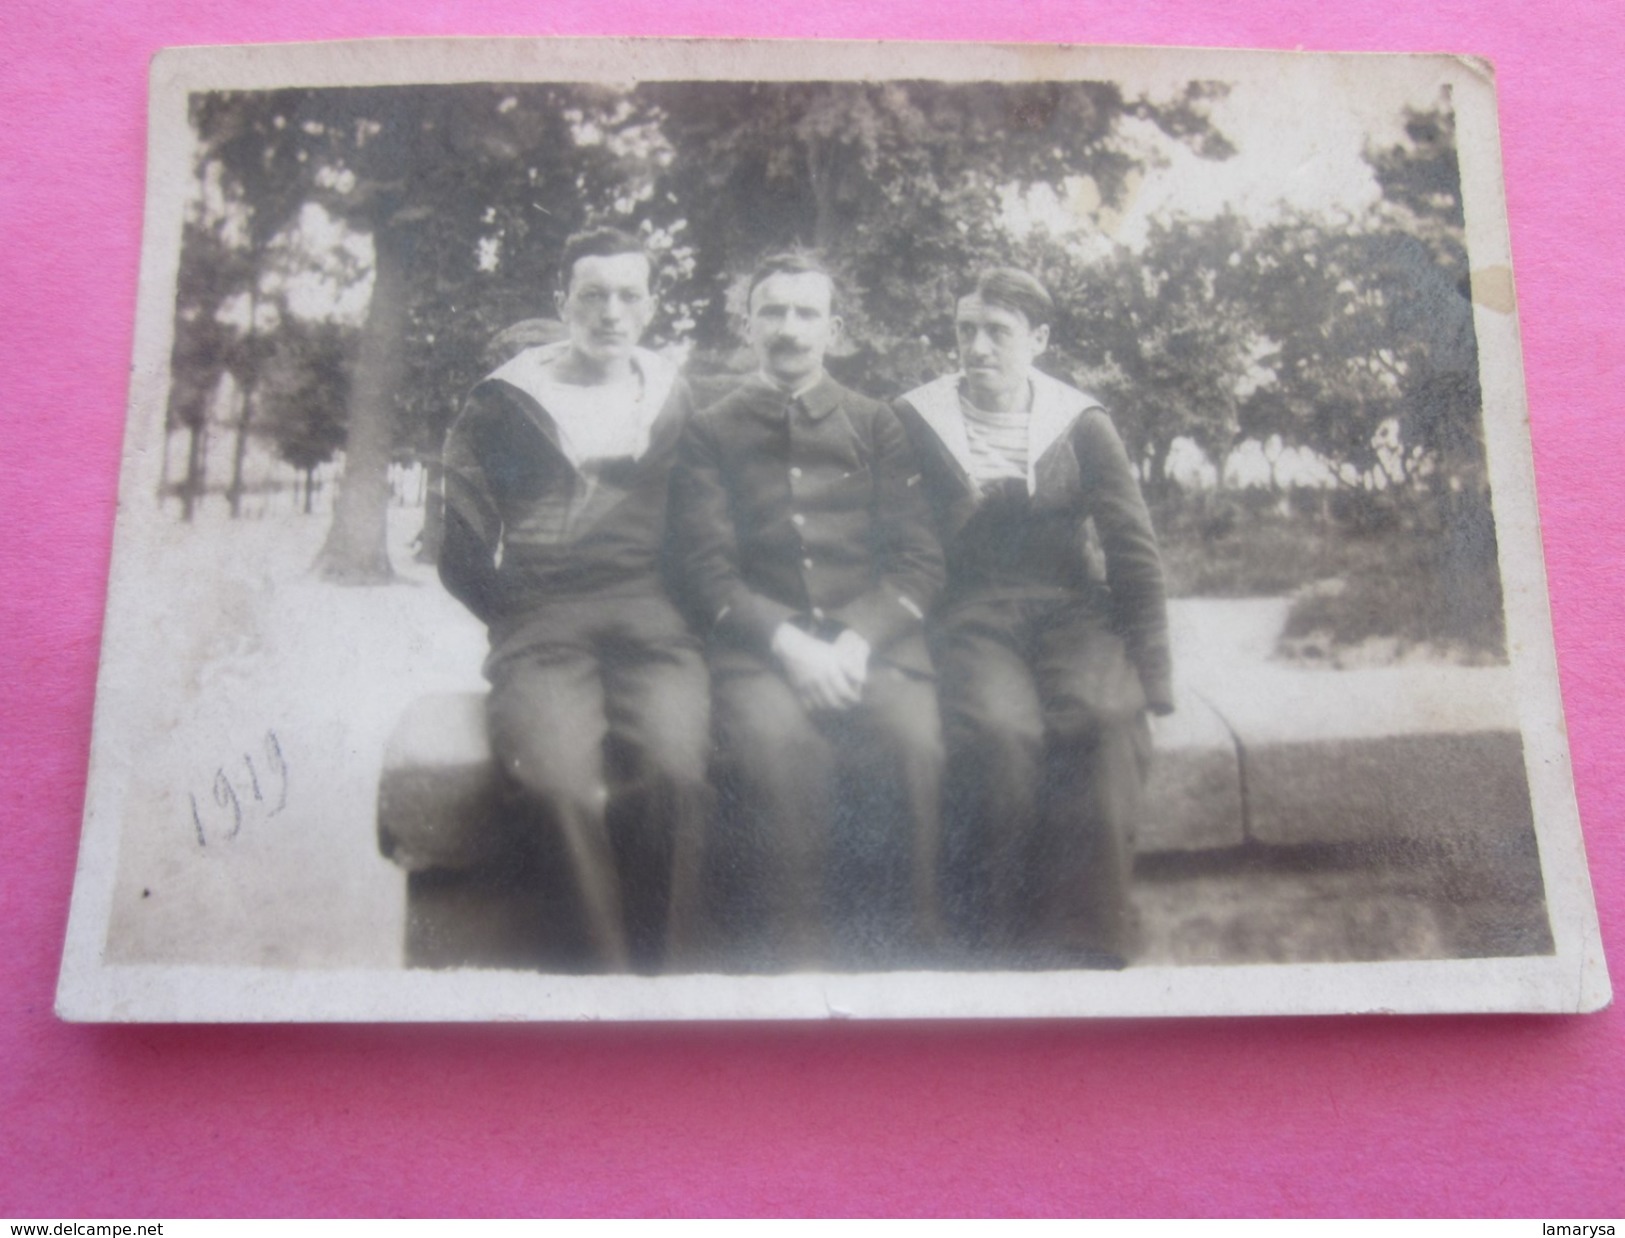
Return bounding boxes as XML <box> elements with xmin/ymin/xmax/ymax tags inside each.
<box><xmin>1142</xmin><ymin>599</ymin><xmax>1540</xmax><ymax>968</ymax></box>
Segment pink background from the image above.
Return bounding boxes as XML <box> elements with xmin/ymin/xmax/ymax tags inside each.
<box><xmin>3</xmin><ymin>0</ymin><xmax>1622</xmax><ymax>1218</ymax></box>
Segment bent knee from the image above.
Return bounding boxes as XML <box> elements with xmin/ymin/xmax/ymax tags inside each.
<box><xmin>498</xmin><ymin>743</ymin><xmax>610</xmax><ymax>818</ymax></box>
<box><xmin>871</xmin><ymin>705</ymin><xmax>946</xmax><ymax>771</ymax></box>
<box><xmin>716</xmin><ymin>684</ymin><xmax>816</xmax><ymax>762</ymax></box>
<box><xmin>633</xmin><ymin>726</ymin><xmax>711</xmax><ymax>788</ymax></box>
<box><xmin>1044</xmin><ymin>702</ymin><xmax>1139</xmax><ymax>749</ymax></box>
<box><xmin>943</xmin><ymin>697</ymin><xmax>1045</xmax><ymax>763</ymax></box>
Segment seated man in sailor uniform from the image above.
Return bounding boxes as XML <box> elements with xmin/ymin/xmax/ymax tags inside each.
<box><xmin>438</xmin><ymin>227</ymin><xmax>710</xmax><ymax>972</ymax></box>
<box><xmin>894</xmin><ymin>267</ymin><xmax>1173</xmax><ymax>968</ymax></box>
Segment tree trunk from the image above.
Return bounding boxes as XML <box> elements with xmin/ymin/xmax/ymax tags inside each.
<box><xmin>157</xmin><ymin>422</ymin><xmax>173</xmax><ymax>504</ymax></box>
<box><xmin>227</xmin><ymin>284</ymin><xmax>263</xmax><ymax>519</ymax></box>
<box><xmin>181</xmin><ymin>420</ymin><xmax>206</xmax><ymax>522</ymax></box>
<box><xmin>415</xmin><ymin>456</ymin><xmax>445</xmax><ymax>565</ymax></box>
<box><xmin>1144</xmin><ymin>437</ymin><xmax>1174</xmax><ymax>502</ymax></box>
<box><xmin>807</xmin><ymin>137</ymin><xmax>840</xmax><ymax>251</ymax></box>
<box><xmin>226</xmin><ymin>383</ymin><xmax>254</xmax><ymax>518</ymax></box>
<box><xmin>314</xmin><ymin>223</ymin><xmax>407</xmax><ymax>584</ymax></box>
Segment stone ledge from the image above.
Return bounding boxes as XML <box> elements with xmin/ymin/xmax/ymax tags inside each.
<box><xmin>1241</xmin><ymin>730</ymin><xmax>1534</xmax><ymax>850</ymax></box>
<box><xmin>377</xmin><ymin>689</ymin><xmax>1250</xmax><ymax>866</ymax></box>
<box><xmin>377</xmin><ymin>665</ymin><xmax>1533</xmax><ymax>868</ymax></box>
<box><xmin>1195</xmin><ymin>664</ymin><xmax>1519</xmax><ymax>743</ymax></box>
<box><xmin>1195</xmin><ymin>665</ymin><xmax>1531</xmax><ymax>851</ymax></box>
<box><xmin>377</xmin><ymin>692</ymin><xmax>506</xmax><ymax>873</ymax></box>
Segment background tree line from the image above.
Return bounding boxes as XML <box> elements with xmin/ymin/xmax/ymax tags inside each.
<box><xmin>164</xmin><ymin>80</ymin><xmax>1495</xmax><ymax>654</ymax></box>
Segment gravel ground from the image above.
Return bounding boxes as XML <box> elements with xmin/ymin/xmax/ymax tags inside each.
<box><xmin>1133</xmin><ymin>844</ymin><xmax>1553</xmax><ymax>967</ymax></box>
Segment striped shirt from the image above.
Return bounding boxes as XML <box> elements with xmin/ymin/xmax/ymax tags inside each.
<box><xmin>959</xmin><ymin>391</ymin><xmax>1031</xmax><ymax>489</ymax></box>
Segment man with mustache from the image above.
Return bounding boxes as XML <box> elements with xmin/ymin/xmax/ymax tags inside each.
<box><xmin>895</xmin><ymin>266</ymin><xmax>1173</xmax><ymax>968</ymax></box>
<box><xmin>669</xmin><ymin>252</ymin><xmax>946</xmax><ymax>969</ymax></box>
<box><xmin>439</xmin><ymin>227</ymin><xmax>710</xmax><ymax>972</ymax></box>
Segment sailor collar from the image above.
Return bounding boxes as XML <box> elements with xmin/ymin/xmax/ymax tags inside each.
<box><xmin>902</xmin><ymin>370</ymin><xmax>1099</xmax><ymax>495</ymax></box>
<box><xmin>483</xmin><ymin>343</ymin><xmax>681</xmax><ymax>468</ymax></box>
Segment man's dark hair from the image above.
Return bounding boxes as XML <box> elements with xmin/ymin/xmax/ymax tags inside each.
<box><xmin>962</xmin><ymin>267</ymin><xmax>1055</xmax><ymax>330</ymax></box>
<box><xmin>557</xmin><ymin>227</ymin><xmax>653</xmax><ymax>293</ymax></box>
<box><xmin>746</xmin><ymin>250</ymin><xmax>840</xmax><ymax>314</ymax></box>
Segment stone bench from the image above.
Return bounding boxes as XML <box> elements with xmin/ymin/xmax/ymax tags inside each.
<box><xmin>377</xmin><ymin>690</ymin><xmax>1247</xmax><ymax>872</ymax></box>
<box><xmin>378</xmin><ymin>666</ymin><xmax>1544</xmax><ymax>968</ymax></box>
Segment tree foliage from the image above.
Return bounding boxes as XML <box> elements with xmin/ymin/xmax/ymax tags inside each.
<box><xmin>1239</xmin><ymin>97</ymin><xmax>1482</xmax><ymax>498</ymax></box>
<box><xmin>637</xmin><ymin>81</ymin><xmax>1235</xmax><ymax>391</ymax></box>
<box><xmin>1038</xmin><ymin>212</ymin><xmax>1257</xmax><ymax>498</ymax></box>
<box><xmin>257</xmin><ymin>317</ymin><xmax>353</xmax><ymax>472</ymax></box>
<box><xmin>186</xmin><ymin>85</ymin><xmax>642</xmax><ymax>576</ymax></box>
<box><xmin>168</xmin><ymin>79</ymin><xmax>1488</xmax><ymax>598</ymax></box>
<box><xmin>165</xmin><ymin>215</ymin><xmax>252</xmax><ymax>518</ymax></box>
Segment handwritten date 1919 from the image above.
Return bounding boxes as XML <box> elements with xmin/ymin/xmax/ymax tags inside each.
<box><xmin>189</xmin><ymin>730</ymin><xmax>288</xmax><ymax>847</ymax></box>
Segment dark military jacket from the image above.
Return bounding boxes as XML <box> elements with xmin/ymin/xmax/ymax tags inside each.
<box><xmin>669</xmin><ymin>373</ymin><xmax>945</xmax><ymax>676</ymax></box>
<box><xmin>439</xmin><ymin>346</ymin><xmax>695</xmax><ymax>657</ymax></box>
<box><xmin>895</xmin><ymin>371</ymin><xmax>1172</xmax><ymax>711</ymax></box>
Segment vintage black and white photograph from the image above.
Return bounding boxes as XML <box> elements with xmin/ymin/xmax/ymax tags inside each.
<box><xmin>57</xmin><ymin>39</ymin><xmax>1608</xmax><ymax>1020</ymax></box>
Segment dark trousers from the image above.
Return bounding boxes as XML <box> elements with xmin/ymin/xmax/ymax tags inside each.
<box><xmin>934</xmin><ymin>592</ymin><xmax>1151</xmax><ymax>965</ymax></box>
<box><xmin>707</xmin><ymin>661</ymin><xmax>945</xmax><ymax>971</ymax></box>
<box><xmin>485</xmin><ymin>593</ymin><xmax>711</xmax><ymax>971</ymax></box>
